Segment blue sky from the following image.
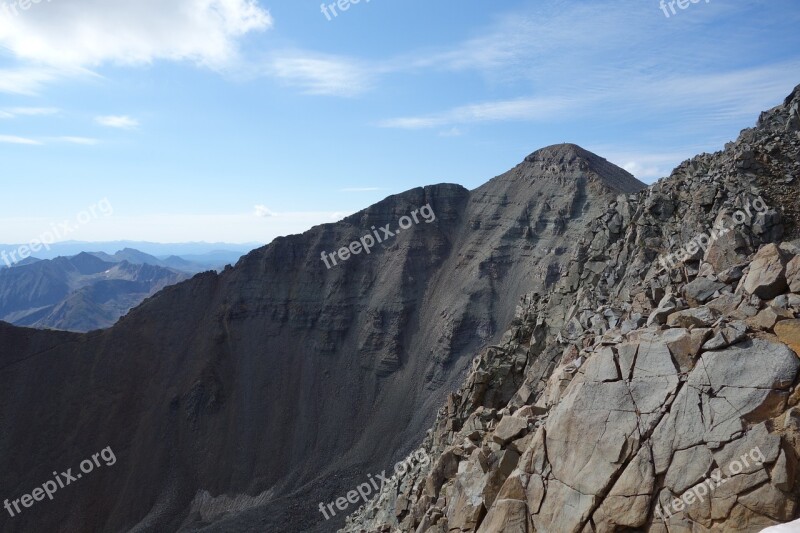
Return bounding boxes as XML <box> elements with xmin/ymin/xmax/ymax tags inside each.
<box><xmin>0</xmin><ymin>0</ymin><xmax>799</xmax><ymax>244</ymax></box>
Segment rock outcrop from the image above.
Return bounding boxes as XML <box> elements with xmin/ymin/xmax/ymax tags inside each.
<box><xmin>342</xmin><ymin>86</ymin><xmax>800</xmax><ymax>532</ymax></box>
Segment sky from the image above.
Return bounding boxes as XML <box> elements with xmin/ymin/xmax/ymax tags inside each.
<box><xmin>0</xmin><ymin>0</ymin><xmax>799</xmax><ymax>245</ymax></box>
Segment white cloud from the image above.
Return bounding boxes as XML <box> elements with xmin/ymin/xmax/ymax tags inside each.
<box><xmin>95</xmin><ymin>115</ymin><xmax>139</xmax><ymax>129</ymax></box>
<box><xmin>0</xmin><ymin>0</ymin><xmax>272</xmax><ymax>69</ymax></box>
<box><xmin>0</xmin><ymin>67</ymin><xmax>66</xmax><ymax>95</ymax></box>
<box><xmin>53</xmin><ymin>136</ymin><xmax>101</xmax><ymax>145</ymax></box>
<box><xmin>0</xmin><ymin>107</ymin><xmax>59</xmax><ymax>118</ymax></box>
<box><xmin>0</xmin><ymin>135</ymin><xmax>41</xmax><ymax>145</ymax></box>
<box><xmin>265</xmin><ymin>54</ymin><xmax>372</xmax><ymax>96</ymax></box>
<box><xmin>254</xmin><ymin>205</ymin><xmax>275</xmax><ymax>218</ymax></box>
<box><xmin>380</xmin><ymin>97</ymin><xmax>574</xmax><ymax>129</ymax></box>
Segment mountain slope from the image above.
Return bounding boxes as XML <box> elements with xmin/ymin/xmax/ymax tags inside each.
<box><xmin>0</xmin><ymin>151</ymin><xmax>644</xmax><ymax>532</ymax></box>
<box><xmin>343</xmin><ymin>85</ymin><xmax>800</xmax><ymax>533</ymax></box>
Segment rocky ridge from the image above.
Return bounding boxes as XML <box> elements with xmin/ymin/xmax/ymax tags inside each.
<box><xmin>342</xmin><ymin>86</ymin><xmax>800</xmax><ymax>532</ymax></box>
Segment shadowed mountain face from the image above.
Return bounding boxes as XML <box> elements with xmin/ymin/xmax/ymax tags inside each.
<box><xmin>0</xmin><ymin>253</ymin><xmax>189</xmax><ymax>332</ymax></box>
<box><xmin>0</xmin><ymin>146</ymin><xmax>644</xmax><ymax>533</ymax></box>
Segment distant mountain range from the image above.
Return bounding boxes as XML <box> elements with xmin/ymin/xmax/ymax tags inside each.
<box><xmin>0</xmin><ymin>240</ymin><xmax>257</xmax><ymax>267</ymax></box>
<box><xmin>0</xmin><ymin>246</ymin><xmax>255</xmax><ymax>332</ymax></box>
<box><xmin>84</xmin><ymin>247</ymin><xmax>243</xmax><ymax>274</ymax></box>
<box><xmin>0</xmin><ymin>250</ymin><xmax>198</xmax><ymax>332</ymax></box>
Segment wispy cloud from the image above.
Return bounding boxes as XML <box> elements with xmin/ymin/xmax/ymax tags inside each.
<box><xmin>0</xmin><ymin>107</ymin><xmax>59</xmax><ymax>119</ymax></box>
<box><xmin>95</xmin><ymin>115</ymin><xmax>139</xmax><ymax>129</ymax></box>
<box><xmin>265</xmin><ymin>54</ymin><xmax>372</xmax><ymax>96</ymax></box>
<box><xmin>0</xmin><ymin>67</ymin><xmax>66</xmax><ymax>95</ymax></box>
<box><xmin>378</xmin><ymin>1</ymin><xmax>799</xmax><ymax>135</ymax></box>
<box><xmin>52</xmin><ymin>136</ymin><xmax>101</xmax><ymax>145</ymax></box>
<box><xmin>0</xmin><ymin>135</ymin><xmax>41</xmax><ymax>145</ymax></box>
<box><xmin>380</xmin><ymin>97</ymin><xmax>575</xmax><ymax>129</ymax></box>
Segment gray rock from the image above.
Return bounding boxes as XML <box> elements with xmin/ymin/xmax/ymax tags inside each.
<box><xmin>702</xmin><ymin>320</ymin><xmax>747</xmax><ymax>350</ymax></box>
<box><xmin>787</xmin><ymin>255</ymin><xmax>800</xmax><ymax>294</ymax></box>
<box><xmin>743</xmin><ymin>243</ymin><xmax>789</xmax><ymax>299</ymax></box>
<box><xmin>684</xmin><ymin>278</ymin><xmax>727</xmax><ymax>305</ymax></box>
<box><xmin>667</xmin><ymin>306</ymin><xmax>721</xmax><ymax>328</ymax></box>
<box><xmin>664</xmin><ymin>446</ymin><xmax>714</xmax><ymax>494</ymax></box>
<box><xmin>493</xmin><ymin>416</ymin><xmax>529</xmax><ymax>445</ymax></box>
<box><xmin>648</xmin><ymin>294</ymin><xmax>683</xmax><ymax>326</ymax></box>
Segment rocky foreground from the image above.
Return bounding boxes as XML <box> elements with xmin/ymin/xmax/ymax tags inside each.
<box><xmin>342</xmin><ymin>87</ymin><xmax>800</xmax><ymax>532</ymax></box>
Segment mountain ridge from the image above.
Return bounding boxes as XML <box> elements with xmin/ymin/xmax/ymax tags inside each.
<box><xmin>0</xmin><ymin>147</ymin><xmax>644</xmax><ymax>532</ymax></box>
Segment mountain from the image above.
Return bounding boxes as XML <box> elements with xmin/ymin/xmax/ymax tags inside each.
<box><xmin>344</xmin><ymin>86</ymin><xmax>800</xmax><ymax>532</ymax></box>
<box><xmin>2</xmin><ymin>87</ymin><xmax>799</xmax><ymax>533</ymax></box>
<box><xmin>87</xmin><ymin>248</ymin><xmax>229</xmax><ymax>274</ymax></box>
<box><xmin>1</xmin><ymin>257</ymin><xmax>42</xmax><ymax>268</ymax></box>
<box><xmin>0</xmin><ymin>144</ymin><xmax>644</xmax><ymax>532</ymax></box>
<box><xmin>89</xmin><ymin>247</ymin><xmax>166</xmax><ymax>266</ymax></box>
<box><xmin>0</xmin><ymin>241</ymin><xmax>256</xmax><ymax>263</ymax></box>
<box><xmin>0</xmin><ymin>252</ymin><xmax>190</xmax><ymax>332</ymax></box>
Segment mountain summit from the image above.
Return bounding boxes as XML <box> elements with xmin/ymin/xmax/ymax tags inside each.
<box><xmin>522</xmin><ymin>143</ymin><xmax>645</xmax><ymax>193</ymax></box>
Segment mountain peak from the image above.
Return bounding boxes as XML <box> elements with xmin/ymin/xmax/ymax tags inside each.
<box><xmin>524</xmin><ymin>142</ymin><xmax>592</xmax><ymax>162</ymax></box>
<box><xmin>522</xmin><ymin>143</ymin><xmax>646</xmax><ymax>194</ymax></box>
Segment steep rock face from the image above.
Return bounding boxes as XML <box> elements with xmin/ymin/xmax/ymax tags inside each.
<box><xmin>342</xmin><ymin>86</ymin><xmax>800</xmax><ymax>532</ymax></box>
<box><xmin>0</xmin><ymin>151</ymin><xmax>643</xmax><ymax>531</ymax></box>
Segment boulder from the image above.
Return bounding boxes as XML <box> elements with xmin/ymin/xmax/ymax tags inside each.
<box><xmin>707</xmin><ymin>293</ymin><xmax>744</xmax><ymax>315</ymax></box>
<box><xmin>718</xmin><ymin>265</ymin><xmax>745</xmax><ymax>284</ymax></box>
<box><xmin>747</xmin><ymin>306</ymin><xmax>792</xmax><ymax>331</ymax></box>
<box><xmin>704</xmin><ymin>222</ymin><xmax>749</xmax><ymax>272</ymax></box>
<box><xmin>743</xmin><ymin>244</ymin><xmax>789</xmax><ymax>299</ymax></box>
<box><xmin>787</xmin><ymin>255</ymin><xmax>800</xmax><ymax>293</ymax></box>
<box><xmin>493</xmin><ymin>416</ymin><xmax>529</xmax><ymax>445</ymax></box>
<box><xmin>659</xmin><ymin>328</ymin><xmax>706</xmax><ymax>372</ymax></box>
<box><xmin>667</xmin><ymin>307</ymin><xmax>721</xmax><ymax>328</ymax></box>
<box><xmin>702</xmin><ymin>321</ymin><xmax>747</xmax><ymax>350</ymax></box>
<box><xmin>684</xmin><ymin>278</ymin><xmax>727</xmax><ymax>306</ymax></box>
<box><xmin>775</xmin><ymin>319</ymin><xmax>800</xmax><ymax>356</ymax></box>
<box><xmin>648</xmin><ymin>294</ymin><xmax>683</xmax><ymax>326</ymax></box>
